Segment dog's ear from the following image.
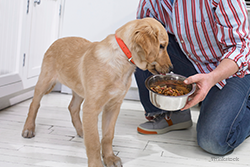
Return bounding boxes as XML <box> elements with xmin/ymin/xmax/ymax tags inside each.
<box><xmin>132</xmin><ymin>25</ymin><xmax>160</xmax><ymax>63</ymax></box>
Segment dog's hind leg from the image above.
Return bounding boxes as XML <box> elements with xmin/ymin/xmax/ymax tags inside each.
<box><xmin>101</xmin><ymin>98</ymin><xmax>123</xmax><ymax>167</ymax></box>
<box><xmin>22</xmin><ymin>69</ymin><xmax>56</xmax><ymax>138</ymax></box>
<box><xmin>68</xmin><ymin>91</ymin><xmax>84</xmax><ymax>137</ymax></box>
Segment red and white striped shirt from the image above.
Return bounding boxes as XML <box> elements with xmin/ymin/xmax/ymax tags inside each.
<box><xmin>137</xmin><ymin>0</ymin><xmax>250</xmax><ymax>88</ymax></box>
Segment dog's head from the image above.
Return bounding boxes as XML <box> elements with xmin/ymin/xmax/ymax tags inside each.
<box><xmin>117</xmin><ymin>18</ymin><xmax>173</xmax><ymax>74</ymax></box>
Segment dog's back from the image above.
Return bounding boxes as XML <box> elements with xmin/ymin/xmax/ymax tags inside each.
<box><xmin>43</xmin><ymin>37</ymin><xmax>92</xmax><ymax>68</ymax></box>
<box><xmin>39</xmin><ymin>37</ymin><xmax>92</xmax><ymax>95</ymax></box>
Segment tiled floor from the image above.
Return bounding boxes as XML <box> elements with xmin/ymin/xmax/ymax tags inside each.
<box><xmin>0</xmin><ymin>92</ymin><xmax>249</xmax><ymax>167</ymax></box>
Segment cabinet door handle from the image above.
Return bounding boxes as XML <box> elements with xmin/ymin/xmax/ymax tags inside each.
<box><xmin>34</xmin><ymin>0</ymin><xmax>41</xmax><ymax>5</ymax></box>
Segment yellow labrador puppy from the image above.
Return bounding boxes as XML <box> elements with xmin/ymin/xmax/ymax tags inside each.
<box><xmin>22</xmin><ymin>18</ymin><xmax>172</xmax><ymax>167</ymax></box>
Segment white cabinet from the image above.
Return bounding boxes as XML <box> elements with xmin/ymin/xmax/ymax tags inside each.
<box><xmin>0</xmin><ymin>0</ymin><xmax>25</xmax><ymax>98</ymax></box>
<box><xmin>0</xmin><ymin>0</ymin><xmax>63</xmax><ymax>109</ymax></box>
<box><xmin>27</xmin><ymin>0</ymin><xmax>62</xmax><ymax>79</ymax></box>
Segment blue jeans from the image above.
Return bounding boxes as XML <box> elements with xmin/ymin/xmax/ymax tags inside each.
<box><xmin>134</xmin><ymin>34</ymin><xmax>250</xmax><ymax>155</ymax></box>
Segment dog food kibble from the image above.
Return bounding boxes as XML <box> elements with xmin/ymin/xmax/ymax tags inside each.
<box><xmin>150</xmin><ymin>85</ymin><xmax>186</xmax><ymax>96</ymax></box>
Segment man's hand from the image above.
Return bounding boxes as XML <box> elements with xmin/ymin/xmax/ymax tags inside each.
<box><xmin>181</xmin><ymin>58</ymin><xmax>239</xmax><ymax>111</ymax></box>
<box><xmin>181</xmin><ymin>73</ymin><xmax>215</xmax><ymax>110</ymax></box>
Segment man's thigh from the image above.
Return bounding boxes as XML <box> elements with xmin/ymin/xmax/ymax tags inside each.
<box><xmin>197</xmin><ymin>75</ymin><xmax>250</xmax><ymax>154</ymax></box>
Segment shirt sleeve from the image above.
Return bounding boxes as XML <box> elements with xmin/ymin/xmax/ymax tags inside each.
<box><xmin>137</xmin><ymin>0</ymin><xmax>154</xmax><ymax>19</ymax></box>
<box><xmin>213</xmin><ymin>0</ymin><xmax>250</xmax><ymax>78</ymax></box>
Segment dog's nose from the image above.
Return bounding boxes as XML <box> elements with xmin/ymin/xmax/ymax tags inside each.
<box><xmin>169</xmin><ymin>65</ymin><xmax>174</xmax><ymax>73</ymax></box>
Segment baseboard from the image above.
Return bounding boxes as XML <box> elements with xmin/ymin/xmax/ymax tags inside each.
<box><xmin>0</xmin><ymin>87</ymin><xmax>34</xmax><ymax>110</ymax></box>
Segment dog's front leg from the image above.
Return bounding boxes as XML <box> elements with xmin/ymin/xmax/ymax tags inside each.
<box><xmin>101</xmin><ymin>99</ymin><xmax>123</xmax><ymax>167</ymax></box>
<box><xmin>82</xmin><ymin>101</ymin><xmax>104</xmax><ymax>167</ymax></box>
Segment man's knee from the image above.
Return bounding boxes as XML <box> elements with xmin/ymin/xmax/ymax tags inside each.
<box><xmin>197</xmin><ymin>129</ymin><xmax>233</xmax><ymax>155</ymax></box>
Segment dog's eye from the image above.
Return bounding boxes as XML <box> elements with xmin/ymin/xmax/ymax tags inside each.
<box><xmin>160</xmin><ymin>44</ymin><xmax>165</xmax><ymax>49</ymax></box>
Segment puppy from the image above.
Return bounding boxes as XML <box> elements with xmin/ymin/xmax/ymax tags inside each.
<box><xmin>22</xmin><ymin>18</ymin><xmax>173</xmax><ymax>167</ymax></box>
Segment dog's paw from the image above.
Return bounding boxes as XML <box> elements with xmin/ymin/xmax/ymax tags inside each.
<box><xmin>22</xmin><ymin>127</ymin><xmax>35</xmax><ymax>138</ymax></box>
<box><xmin>103</xmin><ymin>155</ymin><xmax>122</xmax><ymax>167</ymax></box>
<box><xmin>22</xmin><ymin>129</ymin><xmax>35</xmax><ymax>138</ymax></box>
<box><xmin>77</xmin><ymin>130</ymin><xmax>83</xmax><ymax>138</ymax></box>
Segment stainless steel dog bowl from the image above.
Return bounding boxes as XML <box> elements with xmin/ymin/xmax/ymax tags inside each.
<box><xmin>145</xmin><ymin>74</ymin><xmax>196</xmax><ymax>111</ymax></box>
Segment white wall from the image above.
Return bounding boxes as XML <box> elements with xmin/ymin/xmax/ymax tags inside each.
<box><xmin>61</xmin><ymin>0</ymin><xmax>139</xmax><ymax>41</ymax></box>
<box><xmin>59</xmin><ymin>0</ymin><xmax>140</xmax><ymax>100</ymax></box>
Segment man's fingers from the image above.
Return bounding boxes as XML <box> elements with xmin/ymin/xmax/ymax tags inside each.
<box><xmin>181</xmin><ymin>95</ymin><xmax>200</xmax><ymax>110</ymax></box>
<box><xmin>184</xmin><ymin>74</ymin><xmax>203</xmax><ymax>85</ymax></box>
<box><xmin>181</xmin><ymin>89</ymin><xmax>205</xmax><ymax>110</ymax></box>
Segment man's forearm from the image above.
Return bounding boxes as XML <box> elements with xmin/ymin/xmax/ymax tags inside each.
<box><xmin>207</xmin><ymin>58</ymin><xmax>239</xmax><ymax>86</ymax></box>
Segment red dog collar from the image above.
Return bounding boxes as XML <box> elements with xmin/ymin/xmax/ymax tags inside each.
<box><xmin>115</xmin><ymin>34</ymin><xmax>135</xmax><ymax>65</ymax></box>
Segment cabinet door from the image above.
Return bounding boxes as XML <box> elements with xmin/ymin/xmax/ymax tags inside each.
<box><xmin>26</xmin><ymin>0</ymin><xmax>61</xmax><ymax>79</ymax></box>
<box><xmin>0</xmin><ymin>0</ymin><xmax>62</xmax><ymax>99</ymax></box>
<box><xmin>0</xmin><ymin>0</ymin><xmax>25</xmax><ymax>98</ymax></box>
